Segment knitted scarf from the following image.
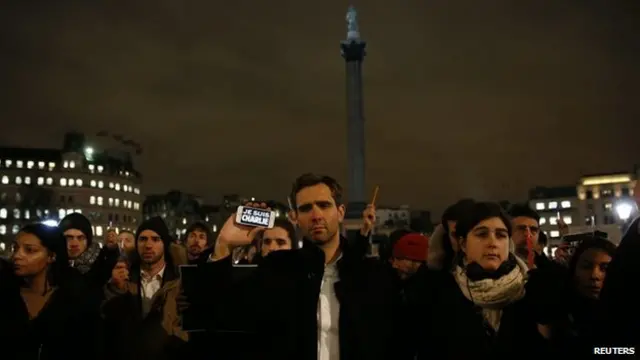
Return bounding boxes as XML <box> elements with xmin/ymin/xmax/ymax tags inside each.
<box><xmin>71</xmin><ymin>242</ymin><xmax>101</xmax><ymax>274</ymax></box>
<box><xmin>453</xmin><ymin>256</ymin><xmax>527</xmax><ymax>332</ymax></box>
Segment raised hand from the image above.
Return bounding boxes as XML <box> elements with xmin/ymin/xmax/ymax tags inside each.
<box><xmin>216</xmin><ymin>202</ymin><xmax>270</xmax><ymax>249</ymax></box>
<box><xmin>111</xmin><ymin>262</ymin><xmax>129</xmax><ymax>290</ymax></box>
<box><xmin>360</xmin><ymin>204</ymin><xmax>376</xmax><ymax>236</ymax></box>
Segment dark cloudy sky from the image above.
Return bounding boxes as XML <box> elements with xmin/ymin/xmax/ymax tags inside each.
<box><xmin>1</xmin><ymin>0</ymin><xmax>638</xmax><ymax>215</ymax></box>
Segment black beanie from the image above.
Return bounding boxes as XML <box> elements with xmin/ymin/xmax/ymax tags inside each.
<box><xmin>135</xmin><ymin>216</ymin><xmax>171</xmax><ymax>249</ymax></box>
<box><xmin>59</xmin><ymin>213</ymin><xmax>93</xmax><ymax>245</ymax></box>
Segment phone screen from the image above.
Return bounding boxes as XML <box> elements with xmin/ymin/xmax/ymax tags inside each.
<box><xmin>235</xmin><ymin>206</ymin><xmax>276</xmax><ymax>228</ymax></box>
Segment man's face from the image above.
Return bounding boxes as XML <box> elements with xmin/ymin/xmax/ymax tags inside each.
<box><xmin>391</xmin><ymin>257</ymin><xmax>421</xmax><ymax>280</ymax></box>
<box><xmin>137</xmin><ymin>230</ymin><xmax>165</xmax><ymax>265</ymax></box>
<box><xmin>118</xmin><ymin>232</ymin><xmax>135</xmax><ymax>253</ymax></box>
<box><xmin>511</xmin><ymin>216</ymin><xmax>540</xmax><ymax>257</ymax></box>
<box><xmin>106</xmin><ymin>230</ymin><xmax>117</xmax><ymax>243</ymax></box>
<box><xmin>295</xmin><ymin>184</ymin><xmax>345</xmax><ymax>245</ymax></box>
<box><xmin>261</xmin><ymin>226</ymin><xmax>293</xmax><ymax>257</ymax></box>
<box><xmin>65</xmin><ymin>229</ymin><xmax>88</xmax><ymax>260</ymax></box>
<box><xmin>186</xmin><ymin>229</ymin><xmax>208</xmax><ymax>257</ymax></box>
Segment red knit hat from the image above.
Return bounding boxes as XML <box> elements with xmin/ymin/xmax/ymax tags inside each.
<box><xmin>393</xmin><ymin>233</ymin><xmax>429</xmax><ymax>262</ymax></box>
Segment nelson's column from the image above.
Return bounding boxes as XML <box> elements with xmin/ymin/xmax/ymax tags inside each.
<box><xmin>341</xmin><ymin>6</ymin><xmax>367</xmax><ymax>220</ymax></box>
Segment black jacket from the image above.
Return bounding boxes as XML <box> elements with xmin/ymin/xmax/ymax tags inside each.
<box><xmin>194</xmin><ymin>237</ymin><xmax>404</xmax><ymax>360</ymax></box>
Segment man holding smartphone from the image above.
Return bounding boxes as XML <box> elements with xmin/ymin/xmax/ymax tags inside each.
<box><xmin>195</xmin><ymin>173</ymin><xmax>404</xmax><ymax>360</ymax></box>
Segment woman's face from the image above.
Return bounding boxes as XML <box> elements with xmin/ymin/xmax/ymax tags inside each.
<box><xmin>574</xmin><ymin>248</ymin><xmax>611</xmax><ymax>300</ymax></box>
<box><xmin>461</xmin><ymin>217</ymin><xmax>510</xmax><ymax>271</ymax></box>
<box><xmin>11</xmin><ymin>232</ymin><xmax>53</xmax><ymax>278</ymax></box>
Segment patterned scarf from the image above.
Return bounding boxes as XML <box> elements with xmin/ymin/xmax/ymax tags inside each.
<box><xmin>453</xmin><ymin>256</ymin><xmax>527</xmax><ymax>332</ymax></box>
<box><xmin>71</xmin><ymin>242</ymin><xmax>101</xmax><ymax>274</ymax></box>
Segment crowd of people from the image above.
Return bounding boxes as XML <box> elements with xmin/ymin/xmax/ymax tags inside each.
<box><xmin>0</xmin><ymin>172</ymin><xmax>638</xmax><ymax>359</ymax></box>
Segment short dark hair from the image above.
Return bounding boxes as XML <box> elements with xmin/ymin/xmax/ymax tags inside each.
<box><xmin>290</xmin><ymin>173</ymin><xmax>343</xmax><ymax>209</ymax></box>
<box><xmin>259</xmin><ymin>218</ymin><xmax>298</xmax><ymax>249</ymax></box>
<box><xmin>568</xmin><ymin>237</ymin><xmax>616</xmax><ymax>277</ymax></box>
<box><xmin>508</xmin><ymin>203</ymin><xmax>540</xmax><ymax>223</ymax></box>
<box><xmin>441</xmin><ymin>199</ymin><xmax>475</xmax><ymax>232</ymax></box>
<box><xmin>538</xmin><ymin>231</ymin><xmax>548</xmax><ymax>247</ymax></box>
<box><xmin>454</xmin><ymin>202</ymin><xmax>513</xmax><ymax>240</ymax></box>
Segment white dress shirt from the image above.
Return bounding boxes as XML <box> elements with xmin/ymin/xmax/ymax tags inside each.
<box><xmin>140</xmin><ymin>265</ymin><xmax>165</xmax><ymax>317</ymax></box>
<box><xmin>317</xmin><ymin>253</ymin><xmax>342</xmax><ymax>360</ymax></box>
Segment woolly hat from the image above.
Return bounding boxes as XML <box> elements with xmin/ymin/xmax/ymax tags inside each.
<box><xmin>393</xmin><ymin>233</ymin><xmax>429</xmax><ymax>262</ymax></box>
<box><xmin>59</xmin><ymin>213</ymin><xmax>93</xmax><ymax>245</ymax></box>
<box><xmin>135</xmin><ymin>216</ymin><xmax>171</xmax><ymax>247</ymax></box>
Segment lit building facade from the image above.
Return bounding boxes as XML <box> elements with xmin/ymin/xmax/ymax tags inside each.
<box><xmin>529</xmin><ymin>171</ymin><xmax>637</xmax><ymax>244</ymax></box>
<box><xmin>0</xmin><ymin>132</ymin><xmax>143</xmax><ymax>252</ymax></box>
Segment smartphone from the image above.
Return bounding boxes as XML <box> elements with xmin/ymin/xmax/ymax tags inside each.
<box><xmin>235</xmin><ymin>206</ymin><xmax>276</xmax><ymax>228</ymax></box>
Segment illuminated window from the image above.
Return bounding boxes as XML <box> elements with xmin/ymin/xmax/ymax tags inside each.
<box><xmin>75</xmin><ymin>209</ymin><xmax>82</xmax><ymax>214</ymax></box>
<box><xmin>63</xmin><ymin>161</ymin><xmax>69</xmax><ymax>168</ymax></box>
<box><xmin>97</xmin><ymin>165</ymin><xmax>104</xmax><ymax>173</ymax></box>
<box><xmin>46</xmin><ymin>177</ymin><xmax>53</xmax><ymax>185</ymax></box>
<box><xmin>1</xmin><ymin>176</ymin><xmax>8</xmax><ymax>184</ymax></box>
<box><xmin>90</xmin><ymin>196</ymin><xmax>96</xmax><ymax>205</ymax></box>
<box><xmin>561</xmin><ymin>201</ymin><xmax>571</xmax><ymax>208</ymax></box>
<box><xmin>0</xmin><ymin>208</ymin><xmax>6</xmax><ymax>219</ymax></box>
<box><xmin>58</xmin><ymin>209</ymin><xmax>66</xmax><ymax>219</ymax></box>
<box><xmin>68</xmin><ymin>179</ymin><xmax>75</xmax><ymax>186</ymax></box>
<box><xmin>15</xmin><ymin>176</ymin><xmax>22</xmax><ymax>185</ymax></box>
<box><xmin>24</xmin><ymin>177</ymin><xmax>31</xmax><ymax>185</ymax></box>
<box><xmin>563</xmin><ymin>216</ymin><xmax>573</xmax><ymax>225</ymax></box>
<box><xmin>27</xmin><ymin>161</ymin><xmax>34</xmax><ymax>169</ymax></box>
<box><xmin>37</xmin><ymin>177</ymin><xmax>44</xmax><ymax>185</ymax></box>
<box><xmin>88</xmin><ymin>164</ymin><xmax>95</xmax><ymax>171</ymax></box>
<box><xmin>96</xmin><ymin>226</ymin><xmax>103</xmax><ymax>236</ymax></box>
<box><xmin>548</xmin><ymin>202</ymin><xmax>557</xmax><ymax>209</ymax></box>
<box><xmin>134</xmin><ymin>188</ymin><xmax>140</xmax><ymax>195</ymax></box>
<box><xmin>127</xmin><ymin>201</ymin><xmax>132</xmax><ymax>209</ymax></box>
<box><xmin>76</xmin><ymin>179</ymin><xmax>83</xmax><ymax>187</ymax></box>
<box><xmin>134</xmin><ymin>202</ymin><xmax>139</xmax><ymax>210</ymax></box>
<box><xmin>605</xmin><ymin>203</ymin><xmax>613</xmax><ymax>210</ymax></box>
<box><xmin>48</xmin><ymin>162</ymin><xmax>55</xmax><ymax>169</ymax></box>
<box><xmin>182</xmin><ymin>218</ymin><xmax>187</xmax><ymax>225</ymax></box>
<box><xmin>535</xmin><ymin>202</ymin><xmax>545</xmax><ymax>210</ymax></box>
<box><xmin>115</xmin><ymin>198</ymin><xmax>120</xmax><ymax>207</ymax></box>
<box><xmin>90</xmin><ymin>180</ymin><xmax>96</xmax><ymax>187</ymax></box>
<box><xmin>124</xmin><ymin>185</ymin><xmax>129</xmax><ymax>192</ymax></box>
<box><xmin>109</xmin><ymin>182</ymin><xmax>114</xmax><ymax>189</ymax></box>
<box><xmin>5</xmin><ymin>160</ymin><xmax>12</xmax><ymax>167</ymax></box>
<box><xmin>24</xmin><ymin>209</ymin><xmax>30</xmax><ymax>219</ymax></box>
<box><xmin>97</xmin><ymin>197</ymin><xmax>103</xmax><ymax>206</ymax></box>
<box><xmin>11</xmin><ymin>225</ymin><xmax>19</xmax><ymax>234</ymax></box>
<box><xmin>0</xmin><ymin>225</ymin><xmax>5</xmax><ymax>235</ymax></box>
<box><xmin>38</xmin><ymin>161</ymin><xmax>45</xmax><ymax>169</ymax></box>
<box><xmin>539</xmin><ymin>217</ymin><xmax>546</xmax><ymax>225</ymax></box>
<box><xmin>98</xmin><ymin>181</ymin><xmax>104</xmax><ymax>189</ymax></box>
<box><xmin>550</xmin><ymin>230</ymin><xmax>560</xmax><ymax>238</ymax></box>
<box><xmin>115</xmin><ymin>183</ymin><xmax>120</xmax><ymax>191</ymax></box>
<box><xmin>16</xmin><ymin>160</ymin><xmax>23</xmax><ymax>168</ymax></box>
<box><xmin>108</xmin><ymin>198</ymin><xmax>113</xmax><ymax>206</ymax></box>
<box><xmin>13</xmin><ymin>209</ymin><xmax>20</xmax><ymax>219</ymax></box>
<box><xmin>66</xmin><ymin>209</ymin><xmax>73</xmax><ymax>215</ymax></box>
<box><xmin>550</xmin><ymin>217</ymin><xmax>558</xmax><ymax>225</ymax></box>
<box><xmin>69</xmin><ymin>161</ymin><xmax>75</xmax><ymax>169</ymax></box>
<box><xmin>60</xmin><ymin>178</ymin><xmax>67</xmax><ymax>187</ymax></box>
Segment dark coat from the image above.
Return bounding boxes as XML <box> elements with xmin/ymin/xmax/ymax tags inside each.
<box><xmin>0</xmin><ymin>272</ymin><xmax>103</xmax><ymax>360</ymax></box>
<box><xmin>406</xmin><ymin>266</ymin><xmax>551</xmax><ymax>359</ymax></box>
<box><xmin>193</xmin><ymin>238</ymin><xmax>404</xmax><ymax>360</ymax></box>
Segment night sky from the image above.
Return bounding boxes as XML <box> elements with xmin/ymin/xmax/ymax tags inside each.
<box><xmin>1</xmin><ymin>0</ymin><xmax>638</xmax><ymax>215</ymax></box>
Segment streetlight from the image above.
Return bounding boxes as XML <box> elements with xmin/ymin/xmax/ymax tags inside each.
<box><xmin>615</xmin><ymin>202</ymin><xmax>635</xmax><ymax>221</ymax></box>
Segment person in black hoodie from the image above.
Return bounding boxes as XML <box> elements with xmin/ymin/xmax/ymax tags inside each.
<box><xmin>554</xmin><ymin>237</ymin><xmax>616</xmax><ymax>357</ymax></box>
<box><xmin>0</xmin><ymin>223</ymin><xmax>102</xmax><ymax>359</ymax></box>
<box><xmin>59</xmin><ymin>213</ymin><xmax>119</xmax><ymax>287</ymax></box>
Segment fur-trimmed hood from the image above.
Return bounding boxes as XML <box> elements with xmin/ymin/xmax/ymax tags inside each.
<box><xmin>427</xmin><ymin>223</ymin><xmax>517</xmax><ymax>271</ymax></box>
